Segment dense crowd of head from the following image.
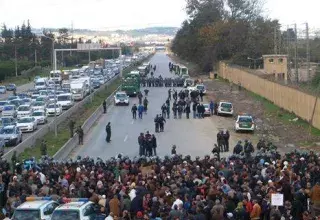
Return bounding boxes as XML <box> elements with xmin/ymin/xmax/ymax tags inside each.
<box><xmin>0</xmin><ymin>146</ymin><xmax>320</xmax><ymax>219</ymax></box>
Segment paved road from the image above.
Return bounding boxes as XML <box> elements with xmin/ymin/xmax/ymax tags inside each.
<box><xmin>0</xmin><ymin>82</ymin><xmax>34</xmax><ymax>100</ymax></box>
<box><xmin>71</xmin><ymin>53</ymin><xmax>239</xmax><ymax>160</ymax></box>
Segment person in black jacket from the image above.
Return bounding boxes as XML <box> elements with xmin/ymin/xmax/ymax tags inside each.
<box><xmin>105</xmin><ymin>122</ymin><xmax>111</xmax><ymax>143</ymax></box>
<box><xmin>185</xmin><ymin>104</ymin><xmax>191</xmax><ymax>119</ymax></box>
<box><xmin>192</xmin><ymin>102</ymin><xmax>198</xmax><ymax>118</ymax></box>
<box><xmin>131</xmin><ymin>104</ymin><xmax>137</xmax><ymax>119</ymax></box>
<box><xmin>151</xmin><ymin>134</ymin><xmax>157</xmax><ymax>156</ymax></box>
<box><xmin>138</xmin><ymin>133</ymin><xmax>145</xmax><ymax>156</ymax></box>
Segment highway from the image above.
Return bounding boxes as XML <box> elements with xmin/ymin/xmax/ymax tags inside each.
<box><xmin>71</xmin><ymin>53</ymin><xmax>239</xmax><ymax>160</ymax></box>
<box><xmin>0</xmin><ymin>82</ymin><xmax>34</xmax><ymax>101</ymax></box>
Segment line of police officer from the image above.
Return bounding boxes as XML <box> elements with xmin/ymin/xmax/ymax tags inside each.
<box><xmin>137</xmin><ymin>131</ymin><xmax>157</xmax><ymax>157</ymax></box>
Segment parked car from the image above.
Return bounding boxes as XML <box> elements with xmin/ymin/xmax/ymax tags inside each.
<box><xmin>46</xmin><ymin>103</ymin><xmax>62</xmax><ymax>116</ymax></box>
<box><xmin>0</xmin><ymin>125</ymin><xmax>22</xmax><ymax>146</ymax></box>
<box><xmin>17</xmin><ymin>105</ymin><xmax>33</xmax><ymax>119</ymax></box>
<box><xmin>16</xmin><ymin>117</ymin><xmax>38</xmax><ymax>132</ymax></box>
<box><xmin>0</xmin><ymin>86</ymin><xmax>7</xmax><ymax>94</ymax></box>
<box><xmin>0</xmin><ymin>101</ymin><xmax>8</xmax><ymax>112</ymax></box>
<box><xmin>31</xmin><ymin>110</ymin><xmax>47</xmax><ymax>124</ymax></box>
<box><xmin>2</xmin><ymin>105</ymin><xmax>17</xmax><ymax>118</ymax></box>
<box><xmin>32</xmin><ymin>101</ymin><xmax>46</xmax><ymax>112</ymax></box>
<box><xmin>6</xmin><ymin>84</ymin><xmax>16</xmax><ymax>91</ymax></box>
<box><xmin>0</xmin><ymin>117</ymin><xmax>16</xmax><ymax>127</ymax></box>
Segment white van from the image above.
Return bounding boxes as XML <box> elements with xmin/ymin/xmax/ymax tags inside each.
<box><xmin>70</xmin><ymin>81</ymin><xmax>86</xmax><ymax>101</ymax></box>
<box><xmin>57</xmin><ymin>93</ymin><xmax>74</xmax><ymax>110</ymax></box>
<box><xmin>34</xmin><ymin>78</ymin><xmax>48</xmax><ymax>90</ymax></box>
<box><xmin>49</xmin><ymin>70</ymin><xmax>62</xmax><ymax>84</ymax></box>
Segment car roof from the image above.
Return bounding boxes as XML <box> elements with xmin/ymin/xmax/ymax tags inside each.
<box><xmin>4</xmin><ymin>105</ymin><xmax>15</xmax><ymax>107</ymax></box>
<box><xmin>17</xmin><ymin>200</ymin><xmax>53</xmax><ymax>210</ymax></box>
<box><xmin>18</xmin><ymin>105</ymin><xmax>30</xmax><ymax>107</ymax></box>
<box><xmin>220</xmin><ymin>101</ymin><xmax>232</xmax><ymax>104</ymax></box>
<box><xmin>56</xmin><ymin>202</ymin><xmax>90</xmax><ymax>210</ymax></box>
<box><xmin>58</xmin><ymin>93</ymin><xmax>71</xmax><ymax>96</ymax></box>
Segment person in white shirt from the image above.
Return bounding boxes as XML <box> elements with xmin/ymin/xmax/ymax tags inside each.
<box><xmin>171</xmin><ymin>195</ymin><xmax>183</xmax><ymax>209</ymax></box>
<box><xmin>105</xmin><ymin>212</ymin><xmax>114</xmax><ymax>220</ymax></box>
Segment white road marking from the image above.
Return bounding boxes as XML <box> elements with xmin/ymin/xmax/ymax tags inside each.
<box><xmin>124</xmin><ymin>135</ymin><xmax>128</xmax><ymax>142</ymax></box>
<box><xmin>131</xmin><ymin>120</ymin><xmax>134</xmax><ymax>124</ymax></box>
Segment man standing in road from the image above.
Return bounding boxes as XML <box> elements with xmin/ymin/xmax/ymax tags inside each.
<box><xmin>199</xmin><ymin>90</ymin><xmax>204</xmax><ymax>102</ymax></box>
<box><xmin>138</xmin><ymin>133</ymin><xmax>145</xmax><ymax>156</ymax></box>
<box><xmin>209</xmin><ymin>100</ymin><xmax>214</xmax><ymax>116</ymax></box>
<box><xmin>106</xmin><ymin>122</ymin><xmax>111</xmax><ymax>143</ymax></box>
<box><xmin>151</xmin><ymin>134</ymin><xmax>157</xmax><ymax>156</ymax></box>
<box><xmin>192</xmin><ymin>102</ymin><xmax>198</xmax><ymax>119</ymax></box>
<box><xmin>138</xmin><ymin>104</ymin><xmax>144</xmax><ymax>119</ymax></box>
<box><xmin>103</xmin><ymin>100</ymin><xmax>107</xmax><ymax>114</ymax></box>
<box><xmin>76</xmin><ymin>126</ymin><xmax>84</xmax><ymax>145</ymax></box>
<box><xmin>131</xmin><ymin>104</ymin><xmax>137</xmax><ymax>119</ymax></box>
<box><xmin>68</xmin><ymin>119</ymin><xmax>75</xmax><ymax>138</ymax></box>
<box><xmin>185</xmin><ymin>104</ymin><xmax>191</xmax><ymax>119</ymax></box>
<box><xmin>154</xmin><ymin>115</ymin><xmax>160</xmax><ymax>133</ymax></box>
<box><xmin>158</xmin><ymin>114</ymin><xmax>166</xmax><ymax>132</ymax></box>
<box><xmin>223</xmin><ymin>129</ymin><xmax>230</xmax><ymax>152</ymax></box>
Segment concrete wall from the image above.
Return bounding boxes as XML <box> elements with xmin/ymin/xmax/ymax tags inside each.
<box><xmin>53</xmin><ymin>86</ymin><xmax>120</xmax><ymax>160</ymax></box>
<box><xmin>2</xmin><ymin>75</ymin><xmax>119</xmax><ymax>160</ymax></box>
<box><xmin>218</xmin><ymin>62</ymin><xmax>320</xmax><ymax>129</ymax></box>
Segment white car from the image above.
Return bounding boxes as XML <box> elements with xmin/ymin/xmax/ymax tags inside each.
<box><xmin>32</xmin><ymin>101</ymin><xmax>46</xmax><ymax>112</ymax></box>
<box><xmin>202</xmin><ymin>103</ymin><xmax>211</xmax><ymax>116</ymax></box>
<box><xmin>46</xmin><ymin>103</ymin><xmax>62</xmax><ymax>116</ymax></box>
<box><xmin>32</xmin><ymin>110</ymin><xmax>48</xmax><ymax>124</ymax></box>
<box><xmin>22</xmin><ymin>98</ymin><xmax>32</xmax><ymax>106</ymax></box>
<box><xmin>195</xmin><ymin>84</ymin><xmax>207</xmax><ymax>94</ymax></box>
<box><xmin>16</xmin><ymin>117</ymin><xmax>38</xmax><ymax>132</ymax></box>
<box><xmin>114</xmin><ymin>92</ymin><xmax>129</xmax><ymax>106</ymax></box>
<box><xmin>17</xmin><ymin>105</ymin><xmax>33</xmax><ymax>119</ymax></box>
<box><xmin>234</xmin><ymin>114</ymin><xmax>255</xmax><ymax>133</ymax></box>
<box><xmin>217</xmin><ymin>101</ymin><xmax>234</xmax><ymax>116</ymax></box>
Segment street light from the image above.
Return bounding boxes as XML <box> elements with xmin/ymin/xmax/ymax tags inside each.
<box><xmin>247</xmin><ymin>57</ymin><xmax>263</xmax><ymax>69</ymax></box>
<box><xmin>87</xmin><ymin>36</ymin><xmax>97</xmax><ymax>62</ymax></box>
<box><xmin>35</xmin><ymin>33</ymin><xmax>58</xmax><ymax>137</ymax></box>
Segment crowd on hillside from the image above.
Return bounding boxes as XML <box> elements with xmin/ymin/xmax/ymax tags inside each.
<box><xmin>0</xmin><ymin>144</ymin><xmax>319</xmax><ymax>220</ymax></box>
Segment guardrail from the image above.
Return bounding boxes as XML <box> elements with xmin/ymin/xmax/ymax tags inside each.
<box><xmin>2</xmin><ymin>75</ymin><xmax>119</xmax><ymax>160</ymax></box>
<box><xmin>53</xmin><ymin>85</ymin><xmax>121</xmax><ymax>160</ymax></box>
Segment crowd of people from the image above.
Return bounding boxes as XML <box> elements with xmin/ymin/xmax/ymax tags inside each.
<box><xmin>1</xmin><ymin>143</ymin><xmax>319</xmax><ymax>220</ymax></box>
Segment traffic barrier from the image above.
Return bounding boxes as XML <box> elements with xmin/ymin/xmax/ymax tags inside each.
<box><xmin>2</xmin><ymin>75</ymin><xmax>119</xmax><ymax>160</ymax></box>
<box><xmin>53</xmin><ymin>85</ymin><xmax>121</xmax><ymax>160</ymax></box>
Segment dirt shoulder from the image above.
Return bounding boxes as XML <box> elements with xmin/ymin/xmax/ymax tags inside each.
<box><xmin>169</xmin><ymin>54</ymin><xmax>320</xmax><ymax>153</ymax></box>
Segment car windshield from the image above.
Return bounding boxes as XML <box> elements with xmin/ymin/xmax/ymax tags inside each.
<box><xmin>3</xmin><ymin>106</ymin><xmax>13</xmax><ymax>111</ymax></box>
<box><xmin>12</xmin><ymin>209</ymin><xmax>40</xmax><ymax>220</ymax></box>
<box><xmin>8</xmin><ymin>96</ymin><xmax>18</xmax><ymax>100</ymax></box>
<box><xmin>23</xmin><ymin>99</ymin><xmax>31</xmax><ymax>103</ymax></box>
<box><xmin>51</xmin><ymin>210</ymin><xmax>80</xmax><ymax>220</ymax></box>
<box><xmin>34</xmin><ymin>102</ymin><xmax>44</xmax><ymax>106</ymax></box>
<box><xmin>18</xmin><ymin>106</ymin><xmax>30</xmax><ymax>111</ymax></box>
<box><xmin>18</xmin><ymin>118</ymin><xmax>34</xmax><ymax>123</ymax></box>
<box><xmin>36</xmin><ymin>97</ymin><xmax>45</xmax><ymax>101</ymax></box>
<box><xmin>0</xmin><ymin>128</ymin><xmax>14</xmax><ymax>134</ymax></box>
<box><xmin>35</xmin><ymin>82</ymin><xmax>45</xmax><ymax>86</ymax></box>
<box><xmin>197</xmin><ymin>85</ymin><xmax>205</xmax><ymax>90</ymax></box>
<box><xmin>32</xmin><ymin>111</ymin><xmax>44</xmax><ymax>116</ymax></box>
<box><xmin>0</xmin><ymin>86</ymin><xmax>5</xmax><ymax>89</ymax></box>
<box><xmin>221</xmin><ymin>103</ymin><xmax>232</xmax><ymax>108</ymax></box>
<box><xmin>0</xmin><ymin>102</ymin><xmax>7</xmax><ymax>106</ymax></box>
<box><xmin>58</xmin><ymin>96</ymin><xmax>71</xmax><ymax>101</ymax></box>
<box><xmin>48</xmin><ymin>104</ymin><xmax>59</xmax><ymax>108</ymax></box>
<box><xmin>239</xmin><ymin>117</ymin><xmax>252</xmax><ymax>123</ymax></box>
<box><xmin>203</xmin><ymin>104</ymin><xmax>209</xmax><ymax>108</ymax></box>
<box><xmin>1</xmin><ymin>118</ymin><xmax>13</xmax><ymax>123</ymax></box>
<box><xmin>116</xmin><ymin>94</ymin><xmax>127</xmax><ymax>99</ymax></box>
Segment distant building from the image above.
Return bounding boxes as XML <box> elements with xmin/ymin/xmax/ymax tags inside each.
<box><xmin>262</xmin><ymin>54</ymin><xmax>288</xmax><ymax>82</ymax></box>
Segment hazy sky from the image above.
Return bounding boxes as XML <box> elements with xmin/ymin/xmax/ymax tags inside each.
<box><xmin>0</xmin><ymin>0</ymin><xmax>318</xmax><ymax>30</ymax></box>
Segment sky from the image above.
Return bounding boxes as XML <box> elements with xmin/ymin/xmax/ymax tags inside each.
<box><xmin>0</xmin><ymin>0</ymin><xmax>319</xmax><ymax>31</ymax></box>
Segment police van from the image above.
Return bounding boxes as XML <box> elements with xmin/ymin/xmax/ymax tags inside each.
<box><xmin>51</xmin><ymin>198</ymin><xmax>100</xmax><ymax>220</ymax></box>
<box><xmin>12</xmin><ymin>197</ymin><xmax>59</xmax><ymax>220</ymax></box>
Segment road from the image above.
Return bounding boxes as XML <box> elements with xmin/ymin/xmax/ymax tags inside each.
<box><xmin>71</xmin><ymin>52</ymin><xmax>239</xmax><ymax>160</ymax></box>
<box><xmin>0</xmin><ymin>82</ymin><xmax>34</xmax><ymax>100</ymax></box>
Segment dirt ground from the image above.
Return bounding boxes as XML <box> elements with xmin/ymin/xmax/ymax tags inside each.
<box><xmin>168</xmin><ymin>54</ymin><xmax>320</xmax><ymax>153</ymax></box>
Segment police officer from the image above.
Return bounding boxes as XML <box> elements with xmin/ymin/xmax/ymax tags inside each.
<box><xmin>145</xmin><ymin>131</ymin><xmax>152</xmax><ymax>156</ymax></box>
<box><xmin>143</xmin><ymin>97</ymin><xmax>148</xmax><ymax>114</ymax></box>
<box><xmin>199</xmin><ymin>90</ymin><xmax>204</xmax><ymax>101</ymax></box>
<box><xmin>192</xmin><ymin>102</ymin><xmax>197</xmax><ymax>119</ymax></box>
<box><xmin>172</xmin><ymin>104</ymin><xmax>178</xmax><ymax>119</ymax></box>
<box><xmin>158</xmin><ymin>114</ymin><xmax>166</xmax><ymax>132</ymax></box>
<box><xmin>103</xmin><ymin>100</ymin><xmax>107</xmax><ymax>114</ymax></box>
<box><xmin>168</xmin><ymin>89</ymin><xmax>172</xmax><ymax>100</ymax></box>
<box><xmin>244</xmin><ymin>140</ymin><xmax>254</xmax><ymax>158</ymax></box>
<box><xmin>185</xmin><ymin>104</ymin><xmax>191</xmax><ymax>119</ymax></box>
<box><xmin>217</xmin><ymin>131</ymin><xmax>224</xmax><ymax>152</ymax></box>
<box><xmin>171</xmin><ymin>145</ymin><xmax>177</xmax><ymax>155</ymax></box>
<box><xmin>138</xmin><ymin>133</ymin><xmax>145</xmax><ymax>156</ymax></box>
<box><xmin>161</xmin><ymin>104</ymin><xmax>167</xmax><ymax>118</ymax></box>
<box><xmin>105</xmin><ymin>122</ymin><xmax>111</xmax><ymax>143</ymax></box>
<box><xmin>154</xmin><ymin>115</ymin><xmax>160</xmax><ymax>133</ymax></box>
<box><xmin>131</xmin><ymin>104</ymin><xmax>137</xmax><ymax>119</ymax></box>
<box><xmin>233</xmin><ymin>141</ymin><xmax>243</xmax><ymax>154</ymax></box>
<box><xmin>151</xmin><ymin>134</ymin><xmax>157</xmax><ymax>156</ymax></box>
<box><xmin>138</xmin><ymin>92</ymin><xmax>143</xmax><ymax>105</ymax></box>
<box><xmin>223</xmin><ymin>129</ymin><xmax>230</xmax><ymax>152</ymax></box>
<box><xmin>40</xmin><ymin>140</ymin><xmax>47</xmax><ymax>156</ymax></box>
<box><xmin>144</xmin><ymin>88</ymin><xmax>149</xmax><ymax>96</ymax></box>
<box><xmin>166</xmin><ymin>103</ymin><xmax>170</xmax><ymax>119</ymax></box>
<box><xmin>177</xmin><ymin>104</ymin><xmax>183</xmax><ymax>119</ymax></box>
<box><xmin>76</xmin><ymin>126</ymin><xmax>84</xmax><ymax>145</ymax></box>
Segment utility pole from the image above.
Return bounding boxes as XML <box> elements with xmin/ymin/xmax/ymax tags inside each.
<box><xmin>306</xmin><ymin>22</ymin><xmax>311</xmax><ymax>82</ymax></box>
<box><xmin>34</xmin><ymin>49</ymin><xmax>37</xmax><ymax>66</ymax></box>
<box><xmin>294</xmin><ymin>23</ymin><xmax>299</xmax><ymax>83</ymax></box>
<box><xmin>14</xmin><ymin>45</ymin><xmax>18</xmax><ymax>77</ymax></box>
<box><xmin>274</xmin><ymin>25</ymin><xmax>278</xmax><ymax>54</ymax></box>
<box><xmin>70</xmin><ymin>21</ymin><xmax>74</xmax><ymax>56</ymax></box>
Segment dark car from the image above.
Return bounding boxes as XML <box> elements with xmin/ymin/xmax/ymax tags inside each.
<box><xmin>6</xmin><ymin>84</ymin><xmax>17</xmax><ymax>91</ymax></box>
<box><xmin>92</xmin><ymin>80</ymin><xmax>101</xmax><ymax>89</ymax></box>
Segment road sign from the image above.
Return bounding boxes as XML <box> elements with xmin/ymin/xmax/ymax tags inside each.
<box><xmin>77</xmin><ymin>43</ymin><xmax>101</xmax><ymax>50</ymax></box>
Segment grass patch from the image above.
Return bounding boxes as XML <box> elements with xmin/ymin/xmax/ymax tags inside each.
<box><xmin>247</xmin><ymin>91</ymin><xmax>320</xmax><ymax>136</ymax></box>
<box><xmin>1</xmin><ymin>70</ymin><xmax>49</xmax><ymax>86</ymax></box>
<box><xmin>17</xmin><ymin>59</ymin><xmax>150</xmax><ymax>161</ymax></box>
